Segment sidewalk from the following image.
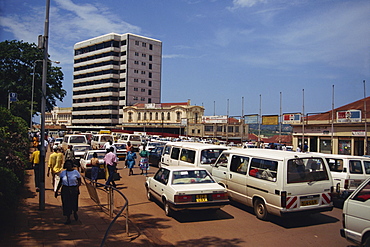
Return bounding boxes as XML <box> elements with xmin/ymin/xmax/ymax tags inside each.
<box><xmin>0</xmin><ymin>165</ymin><xmax>154</xmax><ymax>246</ymax></box>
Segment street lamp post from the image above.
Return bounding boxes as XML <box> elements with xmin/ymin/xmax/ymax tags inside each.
<box><xmin>30</xmin><ymin>60</ymin><xmax>59</xmax><ymax>131</ymax></box>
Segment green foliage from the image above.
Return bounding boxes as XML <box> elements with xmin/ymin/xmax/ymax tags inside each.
<box><xmin>0</xmin><ymin>40</ymin><xmax>66</xmax><ymax>125</ymax></box>
<box><xmin>0</xmin><ymin>107</ymin><xmax>29</xmax><ymax>182</ymax></box>
<box><xmin>0</xmin><ymin>167</ymin><xmax>21</xmax><ymax>210</ymax></box>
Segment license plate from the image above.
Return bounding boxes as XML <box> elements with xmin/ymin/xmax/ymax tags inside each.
<box><xmin>196</xmin><ymin>194</ymin><xmax>208</xmax><ymax>202</ymax></box>
<box><xmin>300</xmin><ymin>199</ymin><xmax>318</xmax><ymax>206</ymax></box>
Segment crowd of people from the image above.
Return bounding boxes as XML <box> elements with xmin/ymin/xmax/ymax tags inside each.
<box><xmin>29</xmin><ymin>133</ymin><xmax>150</xmax><ymax>225</ymax></box>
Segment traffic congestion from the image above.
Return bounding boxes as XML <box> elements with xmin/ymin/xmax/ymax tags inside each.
<box><xmin>31</xmin><ymin>130</ymin><xmax>370</xmax><ymax>247</ymax></box>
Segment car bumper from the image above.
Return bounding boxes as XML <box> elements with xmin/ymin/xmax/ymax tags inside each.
<box><xmin>168</xmin><ymin>200</ymin><xmax>229</xmax><ymax>211</ymax></box>
<box><xmin>280</xmin><ymin>205</ymin><xmax>333</xmax><ymax>217</ymax></box>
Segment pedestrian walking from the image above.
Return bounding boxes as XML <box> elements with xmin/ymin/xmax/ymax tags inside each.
<box><xmin>55</xmin><ymin>160</ymin><xmax>81</xmax><ymax>225</ymax></box>
<box><xmin>139</xmin><ymin>144</ymin><xmax>149</xmax><ymax>176</ymax></box>
<box><xmin>90</xmin><ymin>152</ymin><xmax>99</xmax><ymax>184</ymax></box>
<box><xmin>125</xmin><ymin>141</ymin><xmax>132</xmax><ymax>168</ymax></box>
<box><xmin>53</xmin><ymin>148</ymin><xmax>64</xmax><ymax>192</ymax></box>
<box><xmin>104</xmin><ymin>147</ymin><xmax>117</xmax><ymax>189</ymax></box>
<box><xmin>47</xmin><ymin>147</ymin><xmax>58</xmax><ymax>189</ymax></box>
<box><xmin>30</xmin><ymin>145</ymin><xmax>41</xmax><ymax>192</ymax></box>
<box><xmin>126</xmin><ymin>150</ymin><xmax>137</xmax><ymax>176</ymax></box>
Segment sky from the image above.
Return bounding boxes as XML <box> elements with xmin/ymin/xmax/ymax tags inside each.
<box><xmin>1</xmin><ymin>0</ymin><xmax>369</xmax><ymax>118</ymax></box>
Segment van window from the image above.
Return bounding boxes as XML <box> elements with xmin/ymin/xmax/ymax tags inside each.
<box><xmin>180</xmin><ymin>149</ymin><xmax>195</xmax><ymax>164</ymax></box>
<box><xmin>130</xmin><ymin>135</ymin><xmax>141</xmax><ymax>141</ymax></box>
<box><xmin>365</xmin><ymin>161</ymin><xmax>370</xmax><ymax>174</ymax></box>
<box><xmin>171</xmin><ymin>147</ymin><xmax>181</xmax><ymax>160</ymax></box>
<box><xmin>164</xmin><ymin>145</ymin><xmax>171</xmax><ymax>155</ymax></box>
<box><xmin>70</xmin><ymin>136</ymin><xmax>86</xmax><ymax>143</ymax></box>
<box><xmin>215</xmin><ymin>153</ymin><xmax>229</xmax><ymax>167</ymax></box>
<box><xmin>287</xmin><ymin>158</ymin><xmax>329</xmax><ymax>183</ymax></box>
<box><xmin>352</xmin><ymin>180</ymin><xmax>370</xmax><ymax>202</ymax></box>
<box><xmin>200</xmin><ymin>149</ymin><xmax>225</xmax><ymax>164</ymax></box>
<box><xmin>230</xmin><ymin>155</ymin><xmax>249</xmax><ymax>175</ymax></box>
<box><xmin>101</xmin><ymin>135</ymin><xmax>113</xmax><ymax>142</ymax></box>
<box><xmin>327</xmin><ymin>158</ymin><xmax>344</xmax><ymax>172</ymax></box>
<box><xmin>349</xmin><ymin>160</ymin><xmax>363</xmax><ymax>174</ymax></box>
<box><xmin>249</xmin><ymin>158</ymin><xmax>277</xmax><ymax>182</ymax></box>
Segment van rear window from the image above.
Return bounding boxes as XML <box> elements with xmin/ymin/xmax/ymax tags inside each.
<box><xmin>287</xmin><ymin>158</ymin><xmax>329</xmax><ymax>183</ymax></box>
<box><xmin>327</xmin><ymin>158</ymin><xmax>344</xmax><ymax>172</ymax></box>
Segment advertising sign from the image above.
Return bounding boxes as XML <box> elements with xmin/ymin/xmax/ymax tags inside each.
<box><xmin>202</xmin><ymin>115</ymin><xmax>228</xmax><ymax>124</ymax></box>
<box><xmin>337</xmin><ymin>110</ymin><xmax>361</xmax><ymax>123</ymax></box>
<box><xmin>283</xmin><ymin>114</ymin><xmax>301</xmax><ymax>124</ymax></box>
<box><xmin>244</xmin><ymin>115</ymin><xmax>258</xmax><ymax>124</ymax></box>
<box><xmin>262</xmin><ymin>115</ymin><xmax>279</xmax><ymax>125</ymax></box>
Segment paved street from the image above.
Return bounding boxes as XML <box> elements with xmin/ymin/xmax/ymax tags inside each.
<box><xmin>1</xmin><ymin>149</ymin><xmax>354</xmax><ymax>246</ymax></box>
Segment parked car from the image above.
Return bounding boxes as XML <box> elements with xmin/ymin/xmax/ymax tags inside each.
<box><xmin>145</xmin><ymin>166</ymin><xmax>229</xmax><ymax>216</ymax></box>
<box><xmin>80</xmin><ymin>150</ymin><xmax>106</xmax><ymax>179</ymax></box>
<box><xmin>146</xmin><ymin>141</ymin><xmax>164</xmax><ymax>151</ymax></box>
<box><xmin>91</xmin><ymin>134</ymin><xmax>114</xmax><ymax>150</ymax></box>
<box><xmin>340</xmin><ymin>177</ymin><xmax>370</xmax><ymax>246</ymax></box>
<box><xmin>72</xmin><ymin>144</ymin><xmax>92</xmax><ymax>162</ymax></box>
<box><xmin>148</xmin><ymin>146</ymin><xmax>164</xmax><ymax>167</ymax></box>
<box><xmin>112</xmin><ymin>143</ymin><xmax>127</xmax><ymax>161</ymax></box>
<box><xmin>54</xmin><ymin>137</ymin><xmax>63</xmax><ymax>147</ymax></box>
<box><xmin>61</xmin><ymin>135</ymin><xmax>87</xmax><ymax>151</ymax></box>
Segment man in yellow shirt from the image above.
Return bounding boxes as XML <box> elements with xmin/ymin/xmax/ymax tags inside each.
<box><xmin>47</xmin><ymin>147</ymin><xmax>58</xmax><ymax>190</ymax></box>
<box><xmin>53</xmin><ymin>148</ymin><xmax>65</xmax><ymax>192</ymax></box>
<box><xmin>30</xmin><ymin>146</ymin><xmax>41</xmax><ymax>192</ymax></box>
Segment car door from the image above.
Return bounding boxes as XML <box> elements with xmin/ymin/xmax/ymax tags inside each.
<box><xmin>227</xmin><ymin>155</ymin><xmax>249</xmax><ymax>202</ymax></box>
<box><xmin>150</xmin><ymin>168</ymin><xmax>170</xmax><ymax>200</ymax></box>
<box><xmin>211</xmin><ymin>153</ymin><xmax>230</xmax><ymax>186</ymax></box>
<box><xmin>168</xmin><ymin>147</ymin><xmax>180</xmax><ymax>166</ymax></box>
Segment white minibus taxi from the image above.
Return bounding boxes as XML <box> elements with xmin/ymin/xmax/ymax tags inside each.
<box><xmin>211</xmin><ymin>149</ymin><xmax>334</xmax><ymax>220</ymax></box>
<box><xmin>160</xmin><ymin>142</ymin><xmax>229</xmax><ymax>172</ymax></box>
<box><xmin>316</xmin><ymin>153</ymin><xmax>370</xmax><ymax>199</ymax></box>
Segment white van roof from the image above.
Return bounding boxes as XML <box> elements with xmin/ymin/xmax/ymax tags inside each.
<box><xmin>165</xmin><ymin>142</ymin><xmax>229</xmax><ymax>150</ymax></box>
<box><xmin>221</xmin><ymin>149</ymin><xmax>328</xmax><ymax>161</ymax></box>
<box><xmin>309</xmin><ymin>152</ymin><xmax>370</xmax><ymax>160</ymax></box>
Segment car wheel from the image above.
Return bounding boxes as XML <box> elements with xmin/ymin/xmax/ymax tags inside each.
<box><xmin>146</xmin><ymin>187</ymin><xmax>152</xmax><ymax>201</ymax></box>
<box><xmin>363</xmin><ymin>235</ymin><xmax>370</xmax><ymax>247</ymax></box>
<box><xmin>253</xmin><ymin>198</ymin><xmax>268</xmax><ymax>220</ymax></box>
<box><xmin>164</xmin><ymin>200</ymin><xmax>172</xmax><ymax>217</ymax></box>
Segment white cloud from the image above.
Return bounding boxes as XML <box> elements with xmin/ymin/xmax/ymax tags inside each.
<box><xmin>228</xmin><ymin>0</ymin><xmax>267</xmax><ymax>10</ymax></box>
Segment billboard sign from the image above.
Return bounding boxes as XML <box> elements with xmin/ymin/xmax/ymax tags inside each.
<box><xmin>244</xmin><ymin>115</ymin><xmax>258</xmax><ymax>124</ymax></box>
<box><xmin>337</xmin><ymin>110</ymin><xmax>361</xmax><ymax>123</ymax></box>
<box><xmin>283</xmin><ymin>113</ymin><xmax>301</xmax><ymax>124</ymax></box>
<box><xmin>262</xmin><ymin>115</ymin><xmax>279</xmax><ymax>125</ymax></box>
<box><xmin>202</xmin><ymin>115</ymin><xmax>228</xmax><ymax>124</ymax></box>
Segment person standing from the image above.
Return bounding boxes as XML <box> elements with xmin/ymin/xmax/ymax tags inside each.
<box><xmin>30</xmin><ymin>145</ymin><xmax>41</xmax><ymax>192</ymax></box>
<box><xmin>126</xmin><ymin>150</ymin><xmax>137</xmax><ymax>176</ymax></box>
<box><xmin>90</xmin><ymin>152</ymin><xmax>99</xmax><ymax>184</ymax></box>
<box><xmin>55</xmin><ymin>160</ymin><xmax>81</xmax><ymax>225</ymax></box>
<box><xmin>125</xmin><ymin>141</ymin><xmax>132</xmax><ymax>168</ymax></box>
<box><xmin>53</xmin><ymin>148</ymin><xmax>64</xmax><ymax>192</ymax></box>
<box><xmin>65</xmin><ymin>145</ymin><xmax>78</xmax><ymax>171</ymax></box>
<box><xmin>139</xmin><ymin>144</ymin><xmax>149</xmax><ymax>176</ymax></box>
<box><xmin>47</xmin><ymin>147</ymin><xmax>58</xmax><ymax>189</ymax></box>
<box><xmin>104</xmin><ymin>147</ymin><xmax>117</xmax><ymax>189</ymax></box>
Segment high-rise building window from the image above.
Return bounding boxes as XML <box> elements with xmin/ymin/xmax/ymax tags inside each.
<box><xmin>149</xmin><ymin>55</ymin><xmax>152</xmax><ymax>61</ymax></box>
<box><xmin>148</xmin><ymin>81</ymin><xmax>152</xmax><ymax>87</ymax></box>
<box><xmin>149</xmin><ymin>72</ymin><xmax>152</xmax><ymax>78</ymax></box>
<box><xmin>149</xmin><ymin>44</ymin><xmax>153</xmax><ymax>50</ymax></box>
<box><xmin>149</xmin><ymin>64</ymin><xmax>152</xmax><ymax>69</ymax></box>
<box><xmin>135</xmin><ymin>41</ymin><xmax>139</xmax><ymax>45</ymax></box>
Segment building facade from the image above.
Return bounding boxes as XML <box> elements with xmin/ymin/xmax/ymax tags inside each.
<box><xmin>72</xmin><ymin>33</ymin><xmax>162</xmax><ymax>127</ymax></box>
<box><xmin>121</xmin><ymin>101</ymin><xmax>204</xmax><ymax>136</ymax></box>
<box><xmin>45</xmin><ymin>107</ymin><xmax>72</xmax><ymax>127</ymax></box>
<box><xmin>291</xmin><ymin>97</ymin><xmax>370</xmax><ymax>156</ymax></box>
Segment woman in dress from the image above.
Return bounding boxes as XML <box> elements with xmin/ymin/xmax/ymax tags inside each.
<box><xmin>139</xmin><ymin>144</ymin><xmax>150</xmax><ymax>176</ymax></box>
<box><xmin>126</xmin><ymin>150</ymin><xmax>137</xmax><ymax>176</ymax></box>
<box><xmin>55</xmin><ymin>160</ymin><xmax>81</xmax><ymax>224</ymax></box>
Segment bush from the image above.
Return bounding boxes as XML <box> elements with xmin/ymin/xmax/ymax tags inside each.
<box><xmin>0</xmin><ymin>167</ymin><xmax>21</xmax><ymax>210</ymax></box>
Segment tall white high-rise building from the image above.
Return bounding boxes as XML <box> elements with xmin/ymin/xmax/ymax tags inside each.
<box><xmin>72</xmin><ymin>33</ymin><xmax>162</xmax><ymax>127</ymax></box>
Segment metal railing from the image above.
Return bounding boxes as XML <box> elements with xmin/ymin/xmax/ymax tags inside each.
<box><xmin>82</xmin><ymin>175</ymin><xmax>129</xmax><ymax>247</ymax></box>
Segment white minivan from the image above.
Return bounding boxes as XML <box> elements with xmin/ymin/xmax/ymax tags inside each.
<box><xmin>340</xmin><ymin>177</ymin><xmax>370</xmax><ymax>247</ymax></box>
<box><xmin>61</xmin><ymin>135</ymin><xmax>87</xmax><ymax>151</ymax></box>
<box><xmin>160</xmin><ymin>142</ymin><xmax>229</xmax><ymax>172</ymax></box>
<box><xmin>118</xmin><ymin>134</ymin><xmax>142</xmax><ymax>151</ymax></box>
<box><xmin>318</xmin><ymin>153</ymin><xmax>370</xmax><ymax>199</ymax></box>
<box><xmin>211</xmin><ymin>149</ymin><xmax>334</xmax><ymax>220</ymax></box>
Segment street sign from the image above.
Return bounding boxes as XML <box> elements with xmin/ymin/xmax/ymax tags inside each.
<box><xmin>9</xmin><ymin>92</ymin><xmax>17</xmax><ymax>102</ymax></box>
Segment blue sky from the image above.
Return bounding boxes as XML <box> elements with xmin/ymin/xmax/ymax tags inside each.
<box><xmin>1</xmin><ymin>0</ymin><xmax>369</xmax><ymax>117</ymax></box>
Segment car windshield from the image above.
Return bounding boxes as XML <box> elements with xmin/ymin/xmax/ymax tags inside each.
<box><xmin>172</xmin><ymin>170</ymin><xmax>215</xmax><ymax>184</ymax></box>
<box><xmin>73</xmin><ymin>146</ymin><xmax>91</xmax><ymax>152</ymax></box>
<box><xmin>287</xmin><ymin>158</ymin><xmax>329</xmax><ymax>183</ymax></box>
<box><xmin>87</xmin><ymin>152</ymin><xmax>106</xmax><ymax>159</ymax></box>
<box><xmin>114</xmin><ymin>144</ymin><xmax>127</xmax><ymax>149</ymax></box>
<box><xmin>70</xmin><ymin>136</ymin><xmax>86</xmax><ymax>143</ymax></box>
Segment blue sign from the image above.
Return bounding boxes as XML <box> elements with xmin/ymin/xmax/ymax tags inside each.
<box><xmin>9</xmin><ymin>93</ymin><xmax>17</xmax><ymax>102</ymax></box>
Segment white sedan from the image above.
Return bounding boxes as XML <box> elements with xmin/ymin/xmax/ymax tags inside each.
<box><xmin>145</xmin><ymin>166</ymin><xmax>229</xmax><ymax>216</ymax></box>
<box><xmin>80</xmin><ymin>150</ymin><xmax>106</xmax><ymax>179</ymax></box>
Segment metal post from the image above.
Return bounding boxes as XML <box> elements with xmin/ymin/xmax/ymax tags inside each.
<box><xmin>302</xmin><ymin>89</ymin><xmax>305</xmax><ymax>152</ymax></box>
<box><xmin>39</xmin><ymin>0</ymin><xmax>50</xmax><ymax>210</ymax></box>
<box><xmin>331</xmin><ymin>85</ymin><xmax>334</xmax><ymax>154</ymax></box>
<box><xmin>364</xmin><ymin>80</ymin><xmax>367</xmax><ymax>155</ymax></box>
